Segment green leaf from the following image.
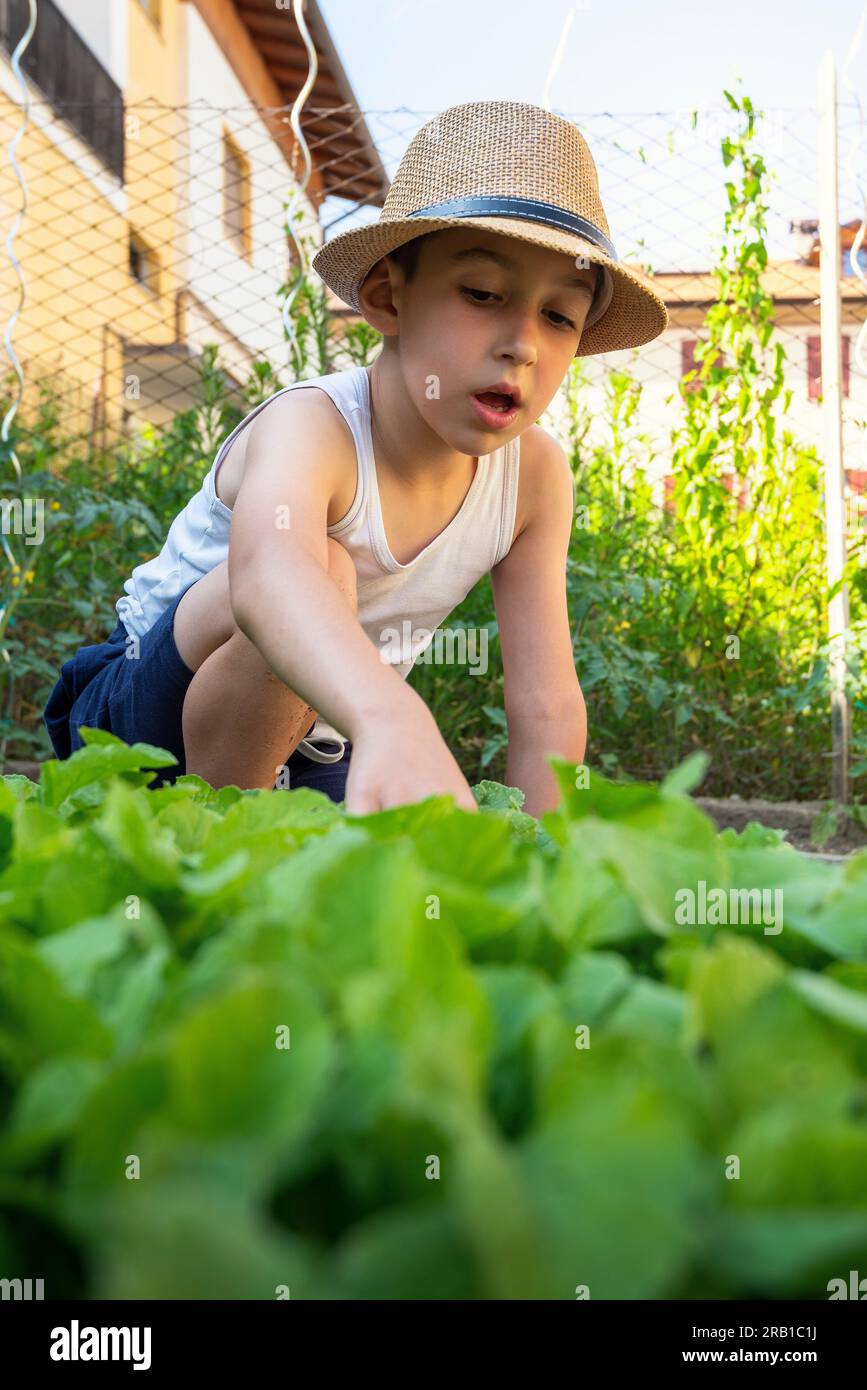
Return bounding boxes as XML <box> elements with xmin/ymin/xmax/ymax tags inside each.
<box><xmin>684</xmin><ymin>934</ymin><xmax>787</xmax><ymax>1048</ymax></box>
<box><xmin>91</xmin><ymin>779</ymin><xmax>184</xmax><ymax>891</ymax></box>
<box><xmin>706</xmin><ymin>1209</ymin><xmax>867</xmax><ymax>1294</ymax></box>
<box><xmin>811</xmin><ymin>803</ymin><xmax>840</xmax><ymax>849</ymax></box>
<box><xmin>0</xmin><ymin>775</ymin><xmax>40</xmax><ymax>810</ymax></box>
<box><xmin>476</xmin><ymin>965</ymin><xmax>556</xmax><ymax>1136</ymax></box>
<box><xmin>661</xmin><ymin>751</ymin><xmax>709</xmax><ymax>796</ymax></box>
<box><xmin>40</xmin><ymin>729</ymin><xmax>177</xmax><ymax>811</ymax></box>
<box><xmin>0</xmin><ymin>933</ymin><xmax>115</xmax><ymax>1075</ymax></box>
<box><xmin>605</xmin><ymin>978</ymin><xmax>687</xmax><ymax>1043</ymax></box>
<box><xmin>319</xmin><ymin>1203</ymin><xmax>475</xmax><ymax>1299</ymax></box>
<box><xmin>91</xmin><ymin>1180</ymin><xmax>319</xmax><ymax>1299</ymax></box>
<box><xmin>548</xmin><ymin>758</ymin><xmax>664</xmax><ymax>823</ymax></box>
<box><xmin>720</xmin><ymin>820</ymin><xmax>788</xmax><ymax>850</ymax></box>
<box><xmin>166</xmin><ymin>971</ymin><xmax>333</xmax><ymax>1147</ymax></box>
<box><xmin>558</xmin><ymin>951</ymin><xmax>633</xmax><ymax>1025</ymax></box>
<box><xmin>565</xmin><ymin>817</ymin><xmax>727</xmax><ymax>935</ymax></box>
<box><xmin>515</xmin><ymin>1058</ymin><xmax>712</xmax><ymax>1298</ymax></box>
<box><xmin>472</xmin><ymin>780</ymin><xmax>525</xmax><ymax>811</ymax></box>
<box><xmin>34</xmin><ymin>904</ymin><xmax>165</xmax><ymax>996</ymax></box>
<box><xmin>0</xmin><ymin>1055</ymin><xmax>104</xmax><ymax>1165</ymax></box>
<box><xmin>788</xmin><ymin>970</ymin><xmax>867</xmax><ymax>1034</ymax></box>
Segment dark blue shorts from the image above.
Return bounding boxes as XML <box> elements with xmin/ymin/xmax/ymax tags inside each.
<box><xmin>42</xmin><ymin>589</ymin><xmax>352</xmax><ymax>800</ymax></box>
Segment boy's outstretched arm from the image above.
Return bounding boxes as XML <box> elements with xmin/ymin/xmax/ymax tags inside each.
<box><xmin>229</xmin><ymin>390</ymin><xmax>477</xmax><ymax>814</ymax></box>
<box><xmin>490</xmin><ymin>427</ymin><xmax>586</xmax><ymax>818</ymax></box>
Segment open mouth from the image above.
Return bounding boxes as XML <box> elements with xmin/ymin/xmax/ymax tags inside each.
<box><xmin>473</xmin><ymin>390</ymin><xmax>514</xmax><ymax>412</ymax></box>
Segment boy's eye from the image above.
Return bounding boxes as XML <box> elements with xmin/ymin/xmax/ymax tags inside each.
<box><xmin>459</xmin><ymin>286</ymin><xmax>577</xmax><ymax>331</ymax></box>
<box><xmin>460</xmin><ymin>286</ymin><xmax>498</xmax><ymax>305</ymax></box>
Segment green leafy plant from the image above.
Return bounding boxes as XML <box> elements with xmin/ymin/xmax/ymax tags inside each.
<box><xmin>1</xmin><ymin>734</ymin><xmax>866</xmax><ymax>1299</ymax></box>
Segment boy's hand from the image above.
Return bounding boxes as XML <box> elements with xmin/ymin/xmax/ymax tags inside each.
<box><xmin>344</xmin><ymin>705</ymin><xmax>479</xmax><ymax>815</ymax></box>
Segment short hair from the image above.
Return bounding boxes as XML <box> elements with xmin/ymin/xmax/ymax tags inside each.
<box><xmin>385</xmin><ymin>231</ymin><xmax>435</xmax><ymax>283</ymax></box>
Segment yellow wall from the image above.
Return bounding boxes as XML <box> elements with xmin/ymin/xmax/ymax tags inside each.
<box><xmin>0</xmin><ymin>0</ymin><xmax>188</xmax><ymax>453</ymax></box>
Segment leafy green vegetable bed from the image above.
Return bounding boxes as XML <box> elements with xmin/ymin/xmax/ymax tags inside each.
<box><xmin>1</xmin><ymin>731</ymin><xmax>866</xmax><ymax>1299</ymax></box>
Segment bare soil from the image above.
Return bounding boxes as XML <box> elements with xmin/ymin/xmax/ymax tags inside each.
<box><xmin>695</xmin><ymin>796</ymin><xmax>867</xmax><ymax>858</ymax></box>
<box><xmin>4</xmin><ymin>758</ymin><xmax>865</xmax><ymax>858</ymax></box>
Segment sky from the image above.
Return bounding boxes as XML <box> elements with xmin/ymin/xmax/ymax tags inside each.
<box><xmin>314</xmin><ymin>0</ymin><xmax>867</xmax><ymax>271</ymax></box>
<box><xmin>317</xmin><ymin>0</ymin><xmax>866</xmax><ymax>117</ymax></box>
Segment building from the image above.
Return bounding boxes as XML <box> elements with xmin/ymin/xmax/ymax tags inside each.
<box><xmin>0</xmin><ymin>0</ymin><xmax>387</xmax><ymax>446</ymax></box>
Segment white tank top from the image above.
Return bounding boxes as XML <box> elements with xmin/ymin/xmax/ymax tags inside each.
<box><xmin>116</xmin><ymin>364</ymin><xmax>521</xmax><ymax>763</ymax></box>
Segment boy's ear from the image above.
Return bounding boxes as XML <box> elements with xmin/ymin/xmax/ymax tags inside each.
<box><xmin>358</xmin><ymin>257</ymin><xmax>402</xmax><ymax>340</ymax></box>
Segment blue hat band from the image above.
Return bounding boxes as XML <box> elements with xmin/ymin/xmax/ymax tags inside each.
<box><xmin>406</xmin><ymin>195</ymin><xmax>618</xmax><ymax>262</ymax></box>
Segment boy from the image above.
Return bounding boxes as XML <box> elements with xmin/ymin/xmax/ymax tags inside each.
<box><xmin>43</xmin><ymin>100</ymin><xmax>667</xmax><ymax>817</ymax></box>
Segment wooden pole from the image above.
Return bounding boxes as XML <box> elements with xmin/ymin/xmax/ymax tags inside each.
<box><xmin>818</xmin><ymin>49</ymin><xmax>851</xmax><ymax>803</ymax></box>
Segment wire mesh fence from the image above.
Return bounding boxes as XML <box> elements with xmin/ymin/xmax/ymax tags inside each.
<box><xmin>1</xmin><ymin>82</ymin><xmax>867</xmax><ymax>786</ymax></box>
<box><xmin>1</xmin><ymin>92</ymin><xmax>866</xmax><ymax>519</ymax></box>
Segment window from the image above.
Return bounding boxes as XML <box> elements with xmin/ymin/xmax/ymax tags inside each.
<box><xmin>681</xmin><ymin>337</ymin><xmax>727</xmax><ymax>393</ymax></box>
<box><xmin>223</xmin><ymin>133</ymin><xmax>251</xmax><ymax>260</ymax></box>
<box><xmin>0</xmin><ymin>0</ymin><xmax>123</xmax><ymax>180</ymax></box>
<box><xmin>807</xmin><ymin>335</ymin><xmax>850</xmax><ymax>400</ymax></box>
<box><xmin>129</xmin><ymin>232</ymin><xmax>159</xmax><ymax>294</ymax></box>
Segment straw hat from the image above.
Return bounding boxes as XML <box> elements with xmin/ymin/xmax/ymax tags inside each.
<box><xmin>312</xmin><ymin>99</ymin><xmax>668</xmax><ymax>357</ymax></box>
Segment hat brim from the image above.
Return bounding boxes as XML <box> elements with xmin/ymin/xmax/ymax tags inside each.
<box><xmin>311</xmin><ymin>214</ymin><xmax>668</xmax><ymax>356</ymax></box>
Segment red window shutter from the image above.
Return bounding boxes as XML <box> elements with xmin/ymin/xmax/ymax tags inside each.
<box><xmin>807</xmin><ymin>334</ymin><xmax>850</xmax><ymax>400</ymax></box>
<box><xmin>847</xmin><ymin>468</ymin><xmax>867</xmax><ymax>494</ymax></box>
<box><xmin>681</xmin><ymin>338</ymin><xmax>700</xmax><ymax>393</ymax></box>
<box><xmin>721</xmin><ymin>473</ymin><xmax>748</xmax><ymax>508</ymax></box>
<box><xmin>681</xmin><ymin>338</ymin><xmax>727</xmax><ymax>395</ymax></box>
<box><xmin>807</xmin><ymin>335</ymin><xmax>821</xmax><ymax>400</ymax></box>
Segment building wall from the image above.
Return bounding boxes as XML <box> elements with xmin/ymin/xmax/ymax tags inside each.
<box><xmin>0</xmin><ymin>42</ymin><xmax>129</xmax><ymax>443</ymax></box>
<box><xmin>179</xmin><ymin>1</ymin><xmax>321</xmax><ymax>384</ymax></box>
<box><xmin>0</xmin><ymin>0</ymin><xmax>324</xmax><ymax>450</ymax></box>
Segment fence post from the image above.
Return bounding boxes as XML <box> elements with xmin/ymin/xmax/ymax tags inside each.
<box><xmin>818</xmin><ymin>49</ymin><xmax>851</xmax><ymax>804</ymax></box>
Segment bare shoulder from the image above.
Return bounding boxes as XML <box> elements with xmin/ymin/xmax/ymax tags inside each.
<box><xmin>511</xmin><ymin>422</ymin><xmax>573</xmax><ymax>543</ymax></box>
<box><xmin>214</xmin><ymin>384</ymin><xmax>358</xmax><ymax>526</ymax></box>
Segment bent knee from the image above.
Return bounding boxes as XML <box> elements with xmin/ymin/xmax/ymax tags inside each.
<box><xmin>327</xmin><ymin>537</ymin><xmax>358</xmax><ymax>611</ymax></box>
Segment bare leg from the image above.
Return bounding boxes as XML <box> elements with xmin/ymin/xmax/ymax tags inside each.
<box><xmin>175</xmin><ymin>539</ymin><xmax>357</xmax><ymax>789</ymax></box>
